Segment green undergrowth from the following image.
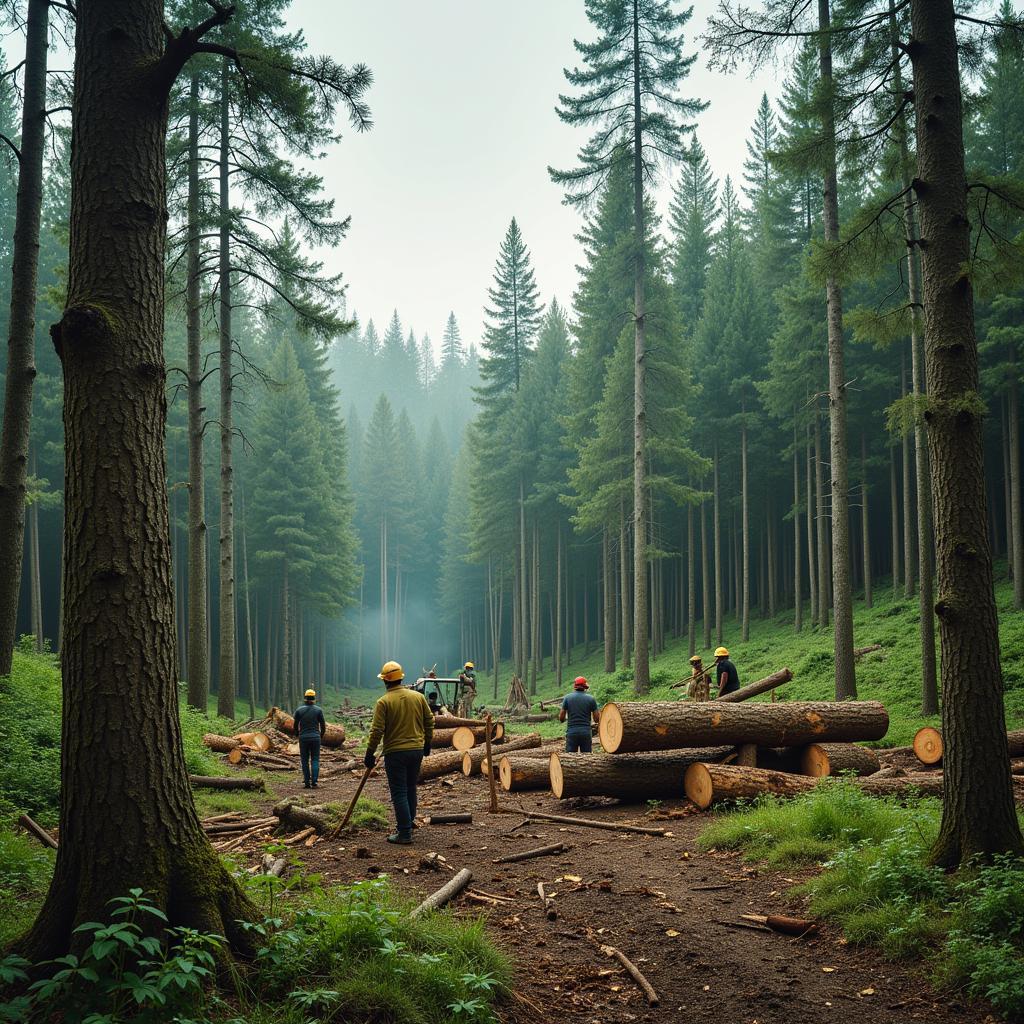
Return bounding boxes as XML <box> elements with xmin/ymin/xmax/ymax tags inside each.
<box><xmin>2</xmin><ymin>876</ymin><xmax>510</xmax><ymax>1024</ymax></box>
<box><xmin>698</xmin><ymin>783</ymin><xmax>1024</xmax><ymax>1018</ymax></box>
<box><xmin>441</xmin><ymin>570</ymin><xmax>1024</xmax><ymax>747</ymax></box>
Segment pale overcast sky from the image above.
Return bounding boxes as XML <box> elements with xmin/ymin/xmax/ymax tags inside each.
<box><xmin>290</xmin><ymin>0</ymin><xmax>780</xmax><ymax>352</ymax></box>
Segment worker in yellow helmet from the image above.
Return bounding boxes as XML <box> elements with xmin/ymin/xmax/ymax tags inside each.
<box><xmin>364</xmin><ymin>661</ymin><xmax>434</xmax><ymax>844</ymax></box>
<box><xmin>293</xmin><ymin>688</ymin><xmax>326</xmax><ymax>789</ymax></box>
<box><xmin>458</xmin><ymin>660</ymin><xmax>477</xmax><ymax>717</ymax></box>
<box><xmin>714</xmin><ymin>647</ymin><xmax>741</xmax><ymax>697</ymax></box>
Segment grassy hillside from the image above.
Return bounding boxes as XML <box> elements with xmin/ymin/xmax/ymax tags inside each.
<box><xmin>405</xmin><ymin>573</ymin><xmax>1024</xmax><ymax>748</ymax></box>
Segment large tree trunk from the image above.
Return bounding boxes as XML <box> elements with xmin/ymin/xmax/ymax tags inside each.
<box><xmin>0</xmin><ymin>0</ymin><xmax>48</xmax><ymax>675</ymax></box>
<box><xmin>806</xmin><ymin>428</ymin><xmax>818</xmax><ymax>626</ymax></box>
<box><xmin>714</xmin><ymin>442</ymin><xmax>723</xmax><ymax>643</ymax></box>
<box><xmin>814</xmin><ymin>411</ymin><xmax>830</xmax><ymax>627</ymax></box>
<box><xmin>687</xmin><ymin>502</ymin><xmax>696</xmax><ymax>655</ymax></box>
<box><xmin>240</xmin><ymin>487</ymin><xmax>256</xmax><ymax>719</ymax></box>
<box><xmin>741</xmin><ymin>419</ymin><xmax>750</xmax><ymax>641</ymax></box>
<box><xmin>794</xmin><ymin>426</ymin><xmax>803</xmax><ymax>631</ymax></box>
<box><xmin>603</xmin><ymin>527</ymin><xmax>615</xmax><ymax>672</ymax></box>
<box><xmin>620</xmin><ymin>506</ymin><xmax>631</xmax><ymax>669</ymax></box>
<box><xmin>599</xmin><ymin>700</ymin><xmax>888</xmax><ymax>753</ymax></box>
<box><xmin>861</xmin><ymin>434</ymin><xmax>872</xmax><ymax>608</ymax></box>
<box><xmin>556</xmin><ymin>526</ymin><xmax>563</xmax><ymax>688</ymax></box>
<box><xmin>913</xmin><ymin>727</ymin><xmax>1024</xmax><ymax>766</ymax></box>
<box><xmin>216</xmin><ymin>59</ymin><xmax>236</xmax><ymax>719</ymax></box>
<box><xmin>818</xmin><ymin>0</ymin><xmax>855</xmax><ymax>699</ymax></box>
<box><xmin>498</xmin><ymin>754</ymin><xmax>551</xmax><ymax>792</ymax></box>
<box><xmin>890</xmin><ymin>440</ymin><xmax>901</xmax><ymax>596</ymax></box>
<box><xmin>701</xmin><ymin>490</ymin><xmax>712</xmax><ymax>647</ymax></box>
<box><xmin>22</xmin><ymin>0</ymin><xmax>255</xmax><ymax>960</ymax></box>
<box><xmin>1009</xmin><ymin>360</ymin><xmax>1023</xmax><ymax>609</ymax></box>
<box><xmin>902</xmin><ymin>356</ymin><xmax>916</xmax><ymax>599</ymax></box>
<box><xmin>909</xmin><ymin>0</ymin><xmax>1023</xmax><ymax>865</ymax></box>
<box><xmin>184</xmin><ymin>68</ymin><xmax>209</xmax><ymax>713</ymax></box>
<box><xmin>550</xmin><ymin>747</ymin><xmax>734</xmax><ymax>801</ymax></box>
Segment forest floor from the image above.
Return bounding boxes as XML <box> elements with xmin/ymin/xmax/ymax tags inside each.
<box><xmin>239</xmin><ymin>749</ymin><xmax>1003</xmax><ymax>1024</ymax></box>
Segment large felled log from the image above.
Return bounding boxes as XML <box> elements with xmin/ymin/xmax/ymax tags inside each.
<box><xmin>684</xmin><ymin>762</ymin><xmax>944</xmax><ymax>809</ymax></box>
<box><xmin>189</xmin><ymin>774</ymin><xmax>265</xmax><ymax>791</ymax></box>
<box><xmin>411</xmin><ymin>867</ymin><xmax>473</xmax><ymax>917</ymax></box>
<box><xmin>421</xmin><ymin>745</ymin><xmax>477</xmax><ymax>780</ymax></box>
<box><xmin>232</xmin><ymin>730</ymin><xmax>271</xmax><ymax>751</ymax></box>
<box><xmin>452</xmin><ymin>723</ymin><xmax>504</xmax><ymax>751</ymax></box>
<box><xmin>714</xmin><ymin>668</ymin><xmax>794</xmax><ymax>703</ymax></box>
<box><xmin>599</xmin><ymin>700</ymin><xmax>889</xmax><ymax>753</ymax></box>
<box><xmin>273</xmin><ymin>797</ymin><xmax>331</xmax><ymax>833</ymax></box>
<box><xmin>550</xmin><ymin>747</ymin><xmax>734</xmax><ymax>801</ymax></box>
<box><xmin>913</xmin><ymin>726</ymin><xmax>1024</xmax><ymax>766</ymax></box>
<box><xmin>432</xmin><ymin>715</ymin><xmax>487</xmax><ymax>730</ymax></box>
<box><xmin>499</xmin><ymin>754</ymin><xmax>552</xmax><ymax>792</ymax></box>
<box><xmin>801</xmin><ymin>743</ymin><xmax>880</xmax><ymax>777</ymax></box>
<box><xmin>203</xmin><ymin>733</ymin><xmax>240</xmax><ymax>754</ymax></box>
<box><xmin>476</xmin><ymin>738</ymin><xmax>563</xmax><ymax>776</ymax></box>
<box><xmin>269</xmin><ymin>707</ymin><xmax>346</xmax><ymax>747</ymax></box>
<box><xmin>461</xmin><ymin>732</ymin><xmax>543</xmax><ymax>776</ymax></box>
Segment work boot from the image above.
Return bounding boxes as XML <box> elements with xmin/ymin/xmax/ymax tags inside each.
<box><xmin>303</xmin><ymin>782</ymin><xmax>311</xmax><ymax>789</ymax></box>
<box><xmin>311</xmin><ymin>782</ymin><xmax>319</xmax><ymax>788</ymax></box>
<box><xmin>387</xmin><ymin>830</ymin><xmax>413</xmax><ymax>845</ymax></box>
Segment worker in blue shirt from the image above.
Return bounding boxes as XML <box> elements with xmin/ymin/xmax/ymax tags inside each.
<box><xmin>559</xmin><ymin>676</ymin><xmax>600</xmax><ymax>753</ymax></box>
<box><xmin>293</xmin><ymin>688</ymin><xmax>326</xmax><ymax>788</ymax></box>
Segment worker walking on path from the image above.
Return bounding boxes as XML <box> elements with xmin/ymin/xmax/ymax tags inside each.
<box><xmin>714</xmin><ymin>647</ymin><xmax>741</xmax><ymax>697</ymax></box>
<box><xmin>293</xmin><ymin>688</ymin><xmax>326</xmax><ymax>789</ymax></box>
<box><xmin>559</xmin><ymin>676</ymin><xmax>600</xmax><ymax>753</ymax></box>
<box><xmin>458</xmin><ymin>661</ymin><xmax>477</xmax><ymax>717</ymax></box>
<box><xmin>364</xmin><ymin>660</ymin><xmax>434</xmax><ymax>845</ymax></box>
<box><xmin>687</xmin><ymin>655</ymin><xmax>711</xmax><ymax>701</ymax></box>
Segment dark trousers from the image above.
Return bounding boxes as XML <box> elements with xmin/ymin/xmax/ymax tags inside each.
<box><xmin>565</xmin><ymin>729</ymin><xmax>593</xmax><ymax>754</ymax></box>
<box><xmin>384</xmin><ymin>749</ymin><xmax>424</xmax><ymax>833</ymax></box>
<box><xmin>299</xmin><ymin>737</ymin><xmax>321</xmax><ymax>785</ymax></box>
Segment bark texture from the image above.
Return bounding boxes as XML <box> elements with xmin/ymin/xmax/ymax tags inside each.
<box><xmin>21</xmin><ymin>0</ymin><xmax>256</xmax><ymax>960</ymax></box>
<box><xmin>909</xmin><ymin>0</ymin><xmax>1023</xmax><ymax>864</ymax></box>
<box><xmin>498</xmin><ymin>754</ymin><xmax>552</xmax><ymax>792</ymax></box>
<box><xmin>801</xmin><ymin>743</ymin><xmax>880</xmax><ymax>778</ymax></box>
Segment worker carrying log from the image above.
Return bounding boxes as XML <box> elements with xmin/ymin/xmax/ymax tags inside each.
<box><xmin>687</xmin><ymin>655</ymin><xmax>711</xmax><ymax>701</ymax></box>
<box><xmin>364</xmin><ymin>660</ymin><xmax>434</xmax><ymax>845</ymax></box>
<box><xmin>293</xmin><ymin>689</ymin><xmax>327</xmax><ymax>789</ymax></box>
<box><xmin>714</xmin><ymin>646</ymin><xmax>741</xmax><ymax>697</ymax></box>
<box><xmin>458</xmin><ymin>661</ymin><xmax>477</xmax><ymax>717</ymax></box>
<box><xmin>559</xmin><ymin>676</ymin><xmax>600</xmax><ymax>753</ymax></box>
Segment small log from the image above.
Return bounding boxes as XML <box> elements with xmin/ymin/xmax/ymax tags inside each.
<box><xmin>740</xmin><ymin>913</ymin><xmax>818</xmax><ymax>936</ymax></box>
<box><xmin>493</xmin><ymin>842</ymin><xmax>565</xmax><ymax>864</ymax></box>
<box><xmin>715</xmin><ymin>668</ymin><xmax>794</xmax><ymax>704</ymax></box>
<box><xmin>260</xmin><ymin>853</ymin><xmax>288</xmax><ymax>877</ymax></box>
<box><xmin>18</xmin><ymin>813</ymin><xmax>57</xmax><ymax>850</ymax></box>
<box><xmin>600</xmin><ymin>944</ymin><xmax>659</xmax><ymax>1007</ymax></box>
<box><xmin>203</xmin><ymin>733</ymin><xmax>240</xmax><ymax>754</ymax></box>
<box><xmin>203</xmin><ymin>818</ymin><xmax>275</xmax><ymax>835</ymax></box>
<box><xmin>484</xmin><ymin>714</ymin><xmax>499</xmax><ymax>812</ymax></box>
<box><xmin>426</xmin><ymin>812</ymin><xmax>473</xmax><ymax>825</ymax></box>
<box><xmin>226</xmin><ymin>747</ymin><xmax>244</xmax><ymax>765</ymax></box>
<box><xmin>550</xmin><ymin>747</ymin><xmax>734</xmax><ymax>801</ymax></box>
<box><xmin>189</xmin><ymin>774</ymin><xmax>265</xmax><ymax>791</ymax></box>
<box><xmin>432</xmin><ymin>715</ymin><xmax>487</xmax><ymax>729</ymax></box>
<box><xmin>478</xmin><ymin>739</ymin><xmax>563</xmax><ymax>777</ymax></box>
<box><xmin>410</xmin><ymin>867</ymin><xmax>473</xmax><ymax>917</ymax></box>
<box><xmin>853</xmin><ymin>644</ymin><xmax>883</xmax><ymax>658</ymax></box>
<box><xmin>462</xmin><ymin>732</ymin><xmax>543</xmax><ymax>776</ymax></box>
<box><xmin>421</xmin><ymin>745</ymin><xmax>476</xmax><ymax>780</ymax></box>
<box><xmin>913</xmin><ymin>726</ymin><xmax>1024</xmax><ymax>766</ymax></box>
<box><xmin>201</xmin><ymin>811</ymin><xmax>244</xmax><ymax>824</ymax></box>
<box><xmin>273</xmin><ymin>797</ymin><xmax>331</xmax><ymax>833</ymax></box>
<box><xmin>600</xmin><ymin>699</ymin><xmax>889</xmax><ymax>753</ymax></box>
<box><xmin>499</xmin><ymin>755</ymin><xmax>552</xmax><ymax>792</ymax></box>
<box><xmin>537</xmin><ymin>881</ymin><xmax>557</xmax><ymax>920</ymax></box>
<box><xmin>232</xmin><ymin>731</ymin><xmax>272</xmax><ymax>752</ymax></box>
<box><xmin>282</xmin><ymin>826</ymin><xmax>317</xmax><ymax>845</ymax></box>
<box><xmin>524</xmin><ymin>810</ymin><xmax>666</xmax><ymax>836</ymax></box>
<box><xmin>453</xmin><ymin>722</ymin><xmax>505</xmax><ymax>751</ymax></box>
<box><xmin>429</xmin><ymin>727</ymin><xmax>462</xmax><ymax>749</ymax></box>
<box><xmin>523</xmin><ymin>713</ymin><xmax>554</xmax><ymax>723</ymax></box>
<box><xmin>538</xmin><ymin>695</ymin><xmax>564</xmax><ymax>709</ymax></box>
<box><xmin>269</xmin><ymin>707</ymin><xmax>346</xmax><ymax>747</ymax></box>
<box><xmin>801</xmin><ymin>743</ymin><xmax>880</xmax><ymax>777</ymax></box>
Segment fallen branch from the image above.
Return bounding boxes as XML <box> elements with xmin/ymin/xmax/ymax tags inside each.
<box><xmin>523</xmin><ymin>810</ymin><xmax>666</xmax><ymax>836</ymax></box>
<box><xmin>493</xmin><ymin>842</ymin><xmax>566</xmax><ymax>864</ymax></box>
<box><xmin>18</xmin><ymin>813</ymin><xmax>57</xmax><ymax>850</ymax></box>
<box><xmin>600</xmin><ymin>944</ymin><xmax>659</xmax><ymax>1007</ymax></box>
<box><xmin>273</xmin><ymin>797</ymin><xmax>331</xmax><ymax>833</ymax></box>
<box><xmin>425</xmin><ymin>812</ymin><xmax>473</xmax><ymax>825</ymax></box>
<box><xmin>410</xmin><ymin>867</ymin><xmax>473</xmax><ymax>917</ymax></box>
<box><xmin>739</xmin><ymin>913</ymin><xmax>818</xmax><ymax>936</ymax></box>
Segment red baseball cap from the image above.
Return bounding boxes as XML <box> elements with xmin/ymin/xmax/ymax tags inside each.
<box><xmin>573</xmin><ymin>676</ymin><xmax>589</xmax><ymax>689</ymax></box>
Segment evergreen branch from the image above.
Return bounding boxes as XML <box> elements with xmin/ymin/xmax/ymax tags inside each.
<box><xmin>0</xmin><ymin>133</ymin><xmax>20</xmax><ymax>161</ymax></box>
<box><xmin>154</xmin><ymin>2</ymin><xmax>237</xmax><ymax>96</ymax></box>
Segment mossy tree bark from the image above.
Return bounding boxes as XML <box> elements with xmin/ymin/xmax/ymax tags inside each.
<box><xmin>908</xmin><ymin>0</ymin><xmax>1023</xmax><ymax>865</ymax></box>
<box><xmin>22</xmin><ymin>0</ymin><xmax>257</xmax><ymax>960</ymax></box>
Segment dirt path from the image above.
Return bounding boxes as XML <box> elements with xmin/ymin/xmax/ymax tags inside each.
<box><xmin>242</xmin><ymin>754</ymin><xmax>990</xmax><ymax>1024</ymax></box>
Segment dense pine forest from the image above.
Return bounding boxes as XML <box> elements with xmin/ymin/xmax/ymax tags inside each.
<box><xmin>1</xmin><ymin>1</ymin><xmax>1023</xmax><ymax>1021</ymax></box>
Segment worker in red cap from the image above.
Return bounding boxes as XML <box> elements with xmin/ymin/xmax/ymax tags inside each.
<box><xmin>559</xmin><ymin>676</ymin><xmax>600</xmax><ymax>753</ymax></box>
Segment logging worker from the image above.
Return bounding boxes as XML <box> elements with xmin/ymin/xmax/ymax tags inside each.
<box><xmin>458</xmin><ymin>661</ymin><xmax>477</xmax><ymax>717</ymax></box>
<box><xmin>714</xmin><ymin>647</ymin><xmax>741</xmax><ymax>697</ymax></box>
<box><xmin>364</xmin><ymin>660</ymin><xmax>434</xmax><ymax>845</ymax></box>
<box><xmin>687</xmin><ymin>655</ymin><xmax>710</xmax><ymax>702</ymax></box>
<box><xmin>560</xmin><ymin>676</ymin><xmax>600</xmax><ymax>753</ymax></box>
<box><xmin>293</xmin><ymin>689</ymin><xmax>327</xmax><ymax>789</ymax></box>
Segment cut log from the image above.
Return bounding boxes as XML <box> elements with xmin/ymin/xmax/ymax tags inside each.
<box><xmin>226</xmin><ymin>747</ymin><xmax>244</xmax><ymax>765</ymax></box>
<box><xmin>432</xmin><ymin>715</ymin><xmax>487</xmax><ymax>730</ymax></box>
<box><xmin>714</xmin><ymin>668</ymin><xmax>794</xmax><ymax>704</ymax></box>
<box><xmin>268</xmin><ymin>707</ymin><xmax>346</xmax><ymax>747</ymax></box>
<box><xmin>18</xmin><ymin>813</ymin><xmax>57</xmax><ymax>850</ymax></box>
<box><xmin>853</xmin><ymin>644</ymin><xmax>883</xmax><ymax>658</ymax></box>
<box><xmin>273</xmin><ymin>797</ymin><xmax>331</xmax><ymax>833</ymax></box>
<box><xmin>912</xmin><ymin>727</ymin><xmax>1024</xmax><ymax>766</ymax></box>
<box><xmin>203</xmin><ymin>733</ymin><xmax>240</xmax><ymax>754</ymax></box>
<box><xmin>203</xmin><ymin>818</ymin><xmax>275</xmax><ymax>835</ymax></box>
<box><xmin>523</xmin><ymin>810</ymin><xmax>666</xmax><ymax>836</ymax></box>
<box><xmin>684</xmin><ymin>762</ymin><xmax>944</xmax><ymax>809</ymax></box>
<box><xmin>421</xmin><ymin>746</ymin><xmax>475</xmax><ymax>780</ymax></box>
<box><xmin>429</xmin><ymin>727</ymin><xmax>461</xmax><ymax>749</ymax></box>
<box><xmin>493</xmin><ymin>842</ymin><xmax>565</xmax><ymax>864</ymax></box>
<box><xmin>600</xmin><ymin>944</ymin><xmax>658</xmax><ymax>1007</ymax></box>
<box><xmin>740</xmin><ymin>913</ymin><xmax>818</xmax><ymax>936</ymax></box>
<box><xmin>461</xmin><ymin>733</ymin><xmax>543</xmax><ymax>776</ymax></box>
<box><xmin>411</xmin><ymin>867</ymin><xmax>473</xmax><ymax>917</ymax></box>
<box><xmin>452</xmin><ymin>723</ymin><xmax>505</xmax><ymax>751</ymax></box>
<box><xmin>426</xmin><ymin>812</ymin><xmax>473</xmax><ymax>825</ymax></box>
<box><xmin>599</xmin><ymin>700</ymin><xmax>889</xmax><ymax>753</ymax></box>
<box><xmin>232</xmin><ymin>730</ymin><xmax>271</xmax><ymax>751</ymax></box>
<box><xmin>480</xmin><ymin>739</ymin><xmax>564</xmax><ymax>776</ymax></box>
<box><xmin>801</xmin><ymin>743</ymin><xmax>880</xmax><ymax>778</ymax></box>
<box><xmin>189</xmin><ymin>774</ymin><xmax>265</xmax><ymax>791</ymax></box>
<box><xmin>484</xmin><ymin>714</ymin><xmax>499</xmax><ymax>813</ymax></box>
<box><xmin>499</xmin><ymin>755</ymin><xmax>552</xmax><ymax>792</ymax></box>
<box><xmin>549</xmin><ymin>747</ymin><xmax>734</xmax><ymax>801</ymax></box>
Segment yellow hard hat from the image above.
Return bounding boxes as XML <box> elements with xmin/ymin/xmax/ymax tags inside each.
<box><xmin>304</xmin><ymin>689</ymin><xmax>316</xmax><ymax>699</ymax></box>
<box><xmin>689</xmin><ymin>655</ymin><xmax>702</xmax><ymax>665</ymax></box>
<box><xmin>714</xmin><ymin>647</ymin><xmax>729</xmax><ymax>658</ymax></box>
<box><xmin>464</xmin><ymin>661</ymin><xmax>475</xmax><ymax>670</ymax></box>
<box><xmin>378</xmin><ymin>660</ymin><xmax>404</xmax><ymax>683</ymax></box>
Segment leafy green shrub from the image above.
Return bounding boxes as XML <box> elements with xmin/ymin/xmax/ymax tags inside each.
<box><xmin>179</xmin><ymin>702</ymin><xmax>243</xmax><ymax>776</ymax></box>
<box><xmin>0</xmin><ymin>828</ymin><xmax>54</xmax><ymax>948</ymax></box>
